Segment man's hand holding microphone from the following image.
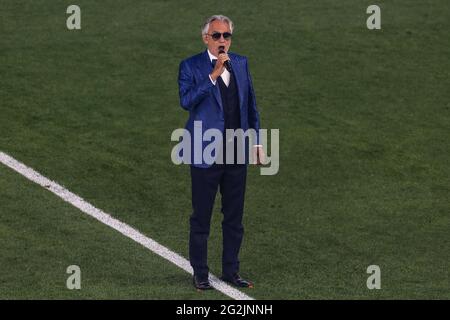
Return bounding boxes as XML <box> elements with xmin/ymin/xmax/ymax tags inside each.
<box><xmin>210</xmin><ymin>46</ymin><xmax>231</xmax><ymax>81</ymax></box>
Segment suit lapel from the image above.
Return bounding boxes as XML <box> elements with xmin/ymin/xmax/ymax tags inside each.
<box><xmin>197</xmin><ymin>50</ymin><xmax>223</xmax><ymax>112</ymax></box>
<box><xmin>229</xmin><ymin>55</ymin><xmax>245</xmax><ymax>110</ymax></box>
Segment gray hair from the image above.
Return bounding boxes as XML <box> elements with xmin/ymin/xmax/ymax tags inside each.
<box><xmin>201</xmin><ymin>15</ymin><xmax>234</xmax><ymax>35</ymax></box>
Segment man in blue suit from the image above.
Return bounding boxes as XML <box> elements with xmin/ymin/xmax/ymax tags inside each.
<box><xmin>178</xmin><ymin>15</ymin><xmax>263</xmax><ymax>290</ymax></box>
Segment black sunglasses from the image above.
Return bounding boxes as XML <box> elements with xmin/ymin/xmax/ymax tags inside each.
<box><xmin>207</xmin><ymin>32</ymin><xmax>232</xmax><ymax>41</ymax></box>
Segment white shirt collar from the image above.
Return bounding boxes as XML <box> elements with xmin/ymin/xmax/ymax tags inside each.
<box><xmin>207</xmin><ymin>49</ymin><xmax>217</xmax><ymax>62</ymax></box>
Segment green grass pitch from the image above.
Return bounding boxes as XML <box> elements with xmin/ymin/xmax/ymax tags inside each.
<box><xmin>0</xmin><ymin>0</ymin><xmax>449</xmax><ymax>299</ymax></box>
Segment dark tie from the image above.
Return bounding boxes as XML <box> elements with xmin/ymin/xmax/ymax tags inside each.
<box><xmin>211</xmin><ymin>59</ymin><xmax>217</xmax><ymax>67</ymax></box>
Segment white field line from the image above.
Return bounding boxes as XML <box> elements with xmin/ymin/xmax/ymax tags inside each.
<box><xmin>0</xmin><ymin>151</ymin><xmax>254</xmax><ymax>300</ymax></box>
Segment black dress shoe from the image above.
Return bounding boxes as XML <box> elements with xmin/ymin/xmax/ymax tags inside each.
<box><xmin>193</xmin><ymin>275</ymin><xmax>213</xmax><ymax>290</ymax></box>
<box><xmin>220</xmin><ymin>274</ymin><xmax>254</xmax><ymax>288</ymax></box>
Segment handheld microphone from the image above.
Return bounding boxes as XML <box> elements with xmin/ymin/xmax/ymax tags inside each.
<box><xmin>218</xmin><ymin>46</ymin><xmax>232</xmax><ymax>72</ymax></box>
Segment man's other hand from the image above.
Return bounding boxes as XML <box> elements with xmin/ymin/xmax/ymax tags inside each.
<box><xmin>252</xmin><ymin>145</ymin><xmax>266</xmax><ymax>165</ymax></box>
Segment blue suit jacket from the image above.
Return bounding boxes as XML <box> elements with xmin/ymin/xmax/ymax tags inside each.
<box><xmin>178</xmin><ymin>50</ymin><xmax>261</xmax><ymax>168</ymax></box>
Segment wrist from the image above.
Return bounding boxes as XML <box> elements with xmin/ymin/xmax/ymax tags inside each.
<box><xmin>210</xmin><ymin>72</ymin><xmax>218</xmax><ymax>81</ymax></box>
